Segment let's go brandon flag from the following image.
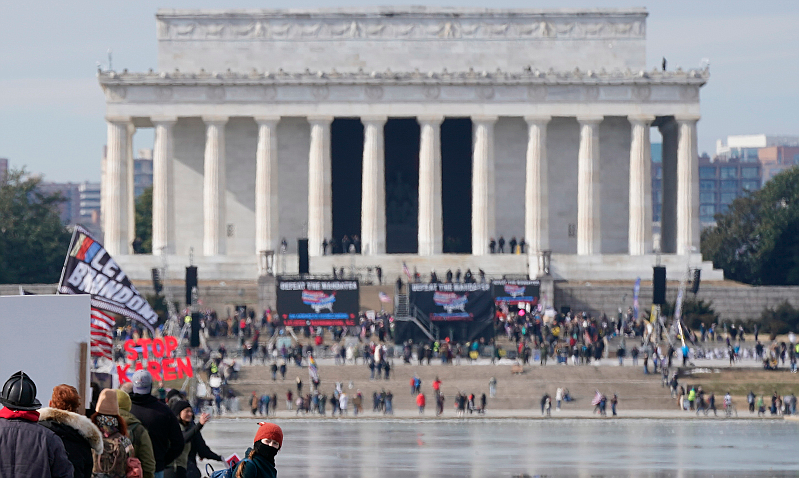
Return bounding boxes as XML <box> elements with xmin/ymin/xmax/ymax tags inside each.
<box><xmin>58</xmin><ymin>225</ymin><xmax>159</xmax><ymax>331</ymax></box>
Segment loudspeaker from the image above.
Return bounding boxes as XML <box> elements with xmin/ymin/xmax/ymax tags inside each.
<box><xmin>151</xmin><ymin>268</ymin><xmax>163</xmax><ymax>295</ymax></box>
<box><xmin>691</xmin><ymin>269</ymin><xmax>701</xmax><ymax>294</ymax></box>
<box><xmin>190</xmin><ymin>312</ymin><xmax>201</xmax><ymax>348</ymax></box>
<box><xmin>653</xmin><ymin>266</ymin><xmax>666</xmax><ymax>305</ymax></box>
<box><xmin>185</xmin><ymin>266</ymin><xmax>198</xmax><ymax>306</ymax></box>
<box><xmin>298</xmin><ymin>238</ymin><xmax>309</xmax><ymax>274</ymax></box>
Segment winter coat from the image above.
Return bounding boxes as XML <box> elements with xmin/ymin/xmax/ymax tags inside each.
<box><xmin>129</xmin><ymin>393</ymin><xmax>184</xmax><ymax>472</ymax></box>
<box><xmin>120</xmin><ymin>409</ymin><xmax>156</xmax><ymax>478</ymax></box>
<box><xmin>0</xmin><ymin>416</ymin><xmax>74</xmax><ymax>478</ymax></box>
<box><xmin>236</xmin><ymin>449</ymin><xmax>277</xmax><ymax>478</ymax></box>
<box><xmin>38</xmin><ymin>407</ymin><xmax>103</xmax><ymax>478</ymax></box>
<box><xmin>186</xmin><ymin>422</ymin><xmax>223</xmax><ymax>478</ymax></box>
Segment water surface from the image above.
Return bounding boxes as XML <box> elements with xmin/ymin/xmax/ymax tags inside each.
<box><xmin>202</xmin><ymin>418</ymin><xmax>798</xmax><ymax>477</ymax></box>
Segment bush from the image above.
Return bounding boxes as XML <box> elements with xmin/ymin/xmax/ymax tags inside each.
<box><xmin>759</xmin><ymin>301</ymin><xmax>799</xmax><ymax>338</ymax></box>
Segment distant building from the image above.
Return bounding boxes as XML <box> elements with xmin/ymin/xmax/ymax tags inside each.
<box><xmin>758</xmin><ymin>146</ymin><xmax>799</xmax><ymax>185</ymax></box>
<box><xmin>134</xmin><ymin>149</ymin><xmax>153</xmax><ymax>198</ymax></box>
<box><xmin>696</xmin><ymin>157</ymin><xmax>761</xmax><ymax>224</ymax></box>
<box><xmin>715</xmin><ymin>134</ymin><xmax>799</xmax><ymax>161</ymax></box>
<box><xmin>38</xmin><ymin>182</ymin><xmax>81</xmax><ymax>225</ymax></box>
<box><xmin>651</xmin><ymin>143</ymin><xmax>762</xmax><ymax>228</ymax></box>
<box><xmin>36</xmin><ymin>181</ymin><xmax>102</xmax><ymax>235</ymax></box>
<box><xmin>79</xmin><ymin>182</ymin><xmax>102</xmax><ymax>237</ymax></box>
<box><xmin>0</xmin><ymin>157</ymin><xmax>8</xmax><ymax>184</ymax></box>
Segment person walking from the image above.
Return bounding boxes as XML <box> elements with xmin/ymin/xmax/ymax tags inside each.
<box><xmin>416</xmin><ymin>392</ymin><xmax>426</xmax><ymax>414</ymax></box>
<box><xmin>91</xmin><ymin>389</ymin><xmax>135</xmax><ymax>478</ymax></box>
<box><xmin>0</xmin><ymin>371</ymin><xmax>74</xmax><ymax>478</ymax></box>
<box><xmin>117</xmin><ymin>388</ymin><xmax>156</xmax><ymax>478</ymax></box>
<box><xmin>610</xmin><ymin>394</ymin><xmax>618</xmax><ymax>416</ymax></box>
<box><xmin>165</xmin><ymin>400</ymin><xmax>223</xmax><ymax>478</ymax></box>
<box><xmin>129</xmin><ymin>370</ymin><xmax>184</xmax><ymax>478</ymax></box>
<box><xmin>555</xmin><ymin>387</ymin><xmax>563</xmax><ymax>411</ymax></box>
<box><xmin>489</xmin><ymin>377</ymin><xmax>497</xmax><ymax>398</ymax></box>
<box><xmin>39</xmin><ymin>384</ymin><xmax>103</xmax><ymax>478</ymax></box>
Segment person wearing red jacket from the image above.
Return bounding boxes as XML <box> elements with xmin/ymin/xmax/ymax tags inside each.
<box><xmin>416</xmin><ymin>392</ymin><xmax>426</xmax><ymax>414</ymax></box>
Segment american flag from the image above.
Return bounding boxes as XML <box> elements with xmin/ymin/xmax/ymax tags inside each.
<box><xmin>591</xmin><ymin>390</ymin><xmax>603</xmax><ymax>406</ymax></box>
<box><xmin>379</xmin><ymin>292</ymin><xmax>391</xmax><ymax>303</ymax></box>
<box><xmin>402</xmin><ymin>262</ymin><xmax>412</xmax><ymax>279</ymax></box>
<box><xmin>90</xmin><ymin>308</ymin><xmax>115</xmax><ymax>360</ymax></box>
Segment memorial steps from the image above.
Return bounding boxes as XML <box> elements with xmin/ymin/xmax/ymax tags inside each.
<box><xmin>231</xmin><ymin>360</ymin><xmax>676</xmax><ymax>411</ymax></box>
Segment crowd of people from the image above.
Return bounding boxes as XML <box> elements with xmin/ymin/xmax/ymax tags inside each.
<box><xmin>488</xmin><ymin>236</ymin><xmax>526</xmax><ymax>254</ymax></box>
<box><xmin>0</xmin><ymin>370</ymin><xmax>285</xmax><ymax>478</ymax></box>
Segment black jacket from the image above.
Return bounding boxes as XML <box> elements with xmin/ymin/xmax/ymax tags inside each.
<box><xmin>185</xmin><ymin>422</ymin><xmax>223</xmax><ymax>478</ymax></box>
<box><xmin>130</xmin><ymin>393</ymin><xmax>184</xmax><ymax>472</ymax></box>
<box><xmin>38</xmin><ymin>408</ymin><xmax>103</xmax><ymax>478</ymax></box>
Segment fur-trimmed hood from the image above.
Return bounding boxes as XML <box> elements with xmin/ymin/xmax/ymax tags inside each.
<box><xmin>38</xmin><ymin>407</ymin><xmax>103</xmax><ymax>454</ymax></box>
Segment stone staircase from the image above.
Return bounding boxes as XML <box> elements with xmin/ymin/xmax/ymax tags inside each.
<box><xmin>231</xmin><ymin>361</ymin><xmax>675</xmax><ymax>411</ymax></box>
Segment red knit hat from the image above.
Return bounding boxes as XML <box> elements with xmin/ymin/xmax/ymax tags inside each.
<box><xmin>254</xmin><ymin>422</ymin><xmax>283</xmax><ymax>449</ymax></box>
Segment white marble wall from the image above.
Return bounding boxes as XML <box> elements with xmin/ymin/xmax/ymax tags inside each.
<box><xmin>547</xmin><ymin>118</ymin><xmax>580</xmax><ymax>254</ymax></box>
<box><xmin>599</xmin><ymin>117</ymin><xmax>631</xmax><ymax>254</ymax></box>
<box><xmin>493</xmin><ymin>117</ymin><xmax>526</xmax><ymax>242</ymax></box>
<box><xmin>173</xmin><ymin>118</ymin><xmax>205</xmax><ymax>255</ymax></box>
<box><xmin>276</xmin><ymin>118</ymin><xmax>310</xmax><ymax>252</ymax></box>
<box><xmin>156</xmin><ymin>8</ymin><xmax>647</xmax><ymax>74</ymax></box>
<box><xmin>224</xmin><ymin>117</ymin><xmax>257</xmax><ymax>256</ymax></box>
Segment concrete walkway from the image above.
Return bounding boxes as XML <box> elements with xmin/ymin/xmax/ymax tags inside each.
<box><xmin>215</xmin><ymin>408</ymin><xmax>781</xmax><ymax>420</ymax></box>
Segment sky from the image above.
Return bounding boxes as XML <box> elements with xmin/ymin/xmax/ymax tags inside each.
<box><xmin>1</xmin><ymin>0</ymin><xmax>798</xmax><ymax>182</ymax></box>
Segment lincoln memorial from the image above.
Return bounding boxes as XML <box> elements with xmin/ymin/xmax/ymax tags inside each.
<box><xmin>98</xmin><ymin>7</ymin><xmax>722</xmax><ymax>281</ymax></box>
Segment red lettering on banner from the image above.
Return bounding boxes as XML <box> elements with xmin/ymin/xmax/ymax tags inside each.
<box><xmin>147</xmin><ymin>361</ymin><xmax>162</xmax><ymax>381</ymax></box>
<box><xmin>162</xmin><ymin>359</ymin><xmax>177</xmax><ymax>381</ymax></box>
<box><xmin>116</xmin><ymin>337</ymin><xmax>189</xmax><ymax>383</ymax></box>
<box><xmin>116</xmin><ymin>365</ymin><xmax>131</xmax><ymax>383</ymax></box>
<box><xmin>124</xmin><ymin>340</ymin><xmax>138</xmax><ymax>361</ymax></box>
<box><xmin>152</xmin><ymin>338</ymin><xmax>165</xmax><ymax>358</ymax></box>
<box><xmin>137</xmin><ymin>338</ymin><xmax>153</xmax><ymax>359</ymax></box>
<box><xmin>165</xmin><ymin>336</ymin><xmax>178</xmax><ymax>358</ymax></box>
<box><xmin>176</xmin><ymin>357</ymin><xmax>193</xmax><ymax>379</ymax></box>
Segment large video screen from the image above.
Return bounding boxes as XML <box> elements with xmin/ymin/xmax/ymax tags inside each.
<box><xmin>491</xmin><ymin>279</ymin><xmax>540</xmax><ymax>306</ymax></box>
<box><xmin>409</xmin><ymin>283</ymin><xmax>493</xmax><ymax>322</ymax></box>
<box><xmin>276</xmin><ymin>279</ymin><xmax>359</xmax><ymax>326</ymax></box>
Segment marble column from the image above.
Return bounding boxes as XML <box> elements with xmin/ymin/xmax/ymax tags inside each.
<box><xmin>202</xmin><ymin>117</ymin><xmax>228</xmax><ymax>256</ymax></box>
<box><xmin>471</xmin><ymin>116</ymin><xmax>497</xmax><ymax>255</ymax></box>
<box><xmin>524</xmin><ymin>116</ymin><xmax>550</xmax><ymax>272</ymax></box>
<box><xmin>676</xmin><ymin>115</ymin><xmax>701</xmax><ymax>256</ymax></box>
<box><xmin>151</xmin><ymin>117</ymin><xmax>177</xmax><ymax>255</ymax></box>
<box><xmin>103</xmin><ymin>118</ymin><xmax>130</xmax><ymax>256</ymax></box>
<box><xmin>308</xmin><ymin>116</ymin><xmax>333</xmax><ymax>257</ymax></box>
<box><xmin>418</xmin><ymin>116</ymin><xmax>444</xmax><ymax>256</ymax></box>
<box><xmin>577</xmin><ymin>116</ymin><xmax>603</xmax><ymax>255</ymax></box>
<box><xmin>361</xmin><ymin>116</ymin><xmax>387</xmax><ymax>256</ymax></box>
<box><xmin>628</xmin><ymin>116</ymin><xmax>655</xmax><ymax>255</ymax></box>
<box><xmin>255</xmin><ymin>117</ymin><xmax>280</xmax><ymax>255</ymax></box>
<box><xmin>126</xmin><ymin>123</ymin><xmax>136</xmax><ymax>253</ymax></box>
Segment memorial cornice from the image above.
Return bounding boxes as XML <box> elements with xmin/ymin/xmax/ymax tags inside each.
<box><xmin>156</xmin><ymin>7</ymin><xmax>647</xmax><ymax>42</ymax></box>
<box><xmin>99</xmin><ymin>68</ymin><xmax>707</xmax><ymax>105</ymax></box>
<box><xmin>98</xmin><ymin>67</ymin><xmax>708</xmax><ymax>87</ymax></box>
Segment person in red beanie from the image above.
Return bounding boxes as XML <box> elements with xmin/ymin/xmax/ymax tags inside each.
<box><xmin>234</xmin><ymin>422</ymin><xmax>282</xmax><ymax>478</ymax></box>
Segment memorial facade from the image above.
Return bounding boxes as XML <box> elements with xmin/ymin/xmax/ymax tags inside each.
<box><xmin>99</xmin><ymin>7</ymin><xmax>722</xmax><ymax>281</ymax></box>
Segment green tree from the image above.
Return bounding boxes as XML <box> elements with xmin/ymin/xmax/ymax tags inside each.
<box><xmin>0</xmin><ymin>168</ymin><xmax>72</xmax><ymax>284</ymax></box>
<box><xmin>134</xmin><ymin>186</ymin><xmax>152</xmax><ymax>254</ymax></box>
<box><xmin>701</xmin><ymin>166</ymin><xmax>799</xmax><ymax>285</ymax></box>
<box><xmin>661</xmin><ymin>297</ymin><xmax>719</xmax><ymax>330</ymax></box>
<box><xmin>759</xmin><ymin>301</ymin><xmax>799</xmax><ymax>338</ymax></box>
